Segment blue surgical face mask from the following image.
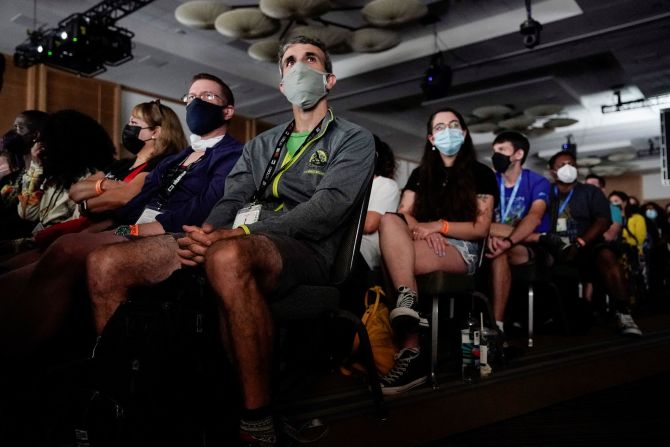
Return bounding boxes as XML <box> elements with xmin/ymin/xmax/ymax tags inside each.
<box><xmin>433</xmin><ymin>128</ymin><xmax>465</xmax><ymax>156</ymax></box>
<box><xmin>646</xmin><ymin>209</ymin><xmax>658</xmax><ymax>220</ymax></box>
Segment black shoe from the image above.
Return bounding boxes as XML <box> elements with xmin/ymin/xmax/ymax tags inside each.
<box><xmin>379</xmin><ymin>347</ymin><xmax>427</xmax><ymax>395</ymax></box>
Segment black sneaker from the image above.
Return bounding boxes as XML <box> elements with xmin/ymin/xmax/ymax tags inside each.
<box><xmin>616</xmin><ymin>312</ymin><xmax>642</xmax><ymax>337</ymax></box>
<box><xmin>379</xmin><ymin>347</ymin><xmax>427</xmax><ymax>395</ymax></box>
<box><xmin>390</xmin><ymin>286</ymin><xmax>420</xmax><ymax>330</ymax></box>
<box><xmin>240</xmin><ymin>417</ymin><xmax>277</xmax><ymax>447</ymax></box>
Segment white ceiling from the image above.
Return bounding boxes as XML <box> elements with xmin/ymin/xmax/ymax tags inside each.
<box><xmin>2</xmin><ymin>0</ymin><xmax>670</xmax><ymax>176</ymax></box>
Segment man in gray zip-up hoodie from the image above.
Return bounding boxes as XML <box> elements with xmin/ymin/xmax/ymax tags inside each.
<box><xmin>177</xmin><ymin>36</ymin><xmax>374</xmax><ymax>445</ymax></box>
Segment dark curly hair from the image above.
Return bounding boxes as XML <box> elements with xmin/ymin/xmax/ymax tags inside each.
<box><xmin>373</xmin><ymin>135</ymin><xmax>396</xmax><ymax>179</ymax></box>
<box><xmin>40</xmin><ymin>109</ymin><xmax>115</xmax><ymax>189</ymax></box>
<box><xmin>413</xmin><ymin>107</ymin><xmax>478</xmax><ymax>222</ymax></box>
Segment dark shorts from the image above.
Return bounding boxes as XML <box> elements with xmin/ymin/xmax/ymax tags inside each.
<box><xmin>262</xmin><ymin>233</ymin><xmax>331</xmax><ymax>299</ymax></box>
<box><xmin>575</xmin><ymin>242</ymin><xmax>616</xmax><ymax>281</ymax></box>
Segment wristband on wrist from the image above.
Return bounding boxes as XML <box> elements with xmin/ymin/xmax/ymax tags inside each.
<box><xmin>440</xmin><ymin>219</ymin><xmax>450</xmax><ymax>235</ymax></box>
<box><xmin>504</xmin><ymin>236</ymin><xmax>515</xmax><ymax>246</ymax></box>
<box><xmin>129</xmin><ymin>224</ymin><xmax>139</xmax><ymax>236</ymax></box>
<box><xmin>94</xmin><ymin>179</ymin><xmax>105</xmax><ymax>196</ymax></box>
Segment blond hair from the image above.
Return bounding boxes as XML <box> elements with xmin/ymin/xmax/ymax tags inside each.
<box><xmin>131</xmin><ymin>100</ymin><xmax>187</xmax><ymax>156</ymax></box>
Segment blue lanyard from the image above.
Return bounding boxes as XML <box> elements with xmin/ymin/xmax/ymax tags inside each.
<box><xmin>499</xmin><ymin>171</ymin><xmax>523</xmax><ymax>224</ymax></box>
<box><xmin>555</xmin><ymin>185</ymin><xmax>575</xmax><ymax>216</ymax></box>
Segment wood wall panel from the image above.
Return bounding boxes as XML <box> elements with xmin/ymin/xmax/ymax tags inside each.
<box><xmin>0</xmin><ymin>54</ymin><xmax>30</xmax><ymax>131</ymax></box>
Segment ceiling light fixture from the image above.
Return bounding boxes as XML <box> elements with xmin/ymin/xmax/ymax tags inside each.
<box><xmin>520</xmin><ymin>0</ymin><xmax>542</xmax><ymax>49</ymax></box>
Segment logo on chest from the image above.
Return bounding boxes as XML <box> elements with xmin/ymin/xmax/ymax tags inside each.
<box><xmin>308</xmin><ymin>149</ymin><xmax>328</xmax><ymax>167</ymax></box>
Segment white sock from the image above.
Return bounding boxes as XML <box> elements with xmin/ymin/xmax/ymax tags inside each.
<box><xmin>495</xmin><ymin>320</ymin><xmax>505</xmax><ymax>333</ymax></box>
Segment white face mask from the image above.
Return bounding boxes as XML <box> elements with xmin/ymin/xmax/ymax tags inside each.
<box><xmin>556</xmin><ymin>164</ymin><xmax>578</xmax><ymax>184</ymax></box>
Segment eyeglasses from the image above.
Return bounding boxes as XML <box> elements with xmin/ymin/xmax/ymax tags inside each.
<box><xmin>181</xmin><ymin>92</ymin><xmax>225</xmax><ymax>104</ymax></box>
<box><xmin>432</xmin><ymin>121</ymin><xmax>462</xmax><ymax>133</ymax></box>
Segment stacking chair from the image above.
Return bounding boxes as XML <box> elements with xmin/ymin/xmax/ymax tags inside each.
<box><xmin>269</xmin><ymin>178</ymin><xmax>387</xmax><ymax>418</ymax></box>
<box><xmin>416</xmin><ymin>240</ymin><xmax>493</xmax><ymax>388</ymax></box>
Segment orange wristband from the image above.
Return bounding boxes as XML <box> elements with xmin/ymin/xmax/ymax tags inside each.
<box><xmin>440</xmin><ymin>219</ymin><xmax>449</xmax><ymax>235</ymax></box>
<box><xmin>94</xmin><ymin>179</ymin><xmax>105</xmax><ymax>195</ymax></box>
<box><xmin>576</xmin><ymin>237</ymin><xmax>586</xmax><ymax>247</ymax></box>
<box><xmin>129</xmin><ymin>224</ymin><xmax>139</xmax><ymax>236</ymax></box>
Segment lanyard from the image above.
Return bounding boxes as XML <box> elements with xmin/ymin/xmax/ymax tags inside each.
<box><xmin>499</xmin><ymin>171</ymin><xmax>523</xmax><ymax>224</ymax></box>
<box><xmin>155</xmin><ymin>153</ymin><xmax>203</xmax><ymax>209</ymax></box>
<box><xmin>251</xmin><ymin>117</ymin><xmax>324</xmax><ymax>202</ymax></box>
<box><xmin>555</xmin><ymin>185</ymin><xmax>575</xmax><ymax>216</ymax></box>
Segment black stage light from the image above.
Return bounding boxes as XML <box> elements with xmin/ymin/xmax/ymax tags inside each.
<box><xmin>561</xmin><ymin>135</ymin><xmax>577</xmax><ymax>156</ymax></box>
<box><xmin>421</xmin><ymin>52</ymin><xmax>452</xmax><ymax>100</ymax></box>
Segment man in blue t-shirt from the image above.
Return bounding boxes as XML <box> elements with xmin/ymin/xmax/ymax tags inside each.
<box><xmin>486</xmin><ymin>131</ymin><xmax>550</xmax><ymax>335</ymax></box>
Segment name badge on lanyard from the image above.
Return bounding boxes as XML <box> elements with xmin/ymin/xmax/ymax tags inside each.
<box><xmin>135</xmin><ymin>207</ymin><xmax>162</xmax><ymax>224</ymax></box>
<box><xmin>233</xmin><ymin>203</ymin><xmax>262</xmax><ymax>228</ymax></box>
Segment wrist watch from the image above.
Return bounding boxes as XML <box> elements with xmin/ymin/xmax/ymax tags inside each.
<box><xmin>114</xmin><ymin>225</ymin><xmax>131</xmax><ymax>237</ymax></box>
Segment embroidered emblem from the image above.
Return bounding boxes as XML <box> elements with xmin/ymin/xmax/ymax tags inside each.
<box><xmin>308</xmin><ymin>149</ymin><xmax>328</xmax><ymax>166</ymax></box>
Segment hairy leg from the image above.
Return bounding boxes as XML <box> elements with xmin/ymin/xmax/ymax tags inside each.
<box><xmin>491</xmin><ymin>245</ymin><xmax>531</xmax><ymax>322</ymax></box>
<box><xmin>87</xmin><ymin>235</ymin><xmax>182</xmax><ymax>335</ymax></box>
<box><xmin>0</xmin><ymin>231</ymin><xmax>123</xmax><ymax>354</ymax></box>
<box><xmin>205</xmin><ymin>235</ymin><xmax>282</xmax><ymax>410</ymax></box>
<box><xmin>379</xmin><ymin>214</ymin><xmax>417</xmax><ymax>290</ymax></box>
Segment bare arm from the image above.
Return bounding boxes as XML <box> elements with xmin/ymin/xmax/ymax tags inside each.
<box><xmin>413</xmin><ymin>194</ymin><xmax>494</xmax><ymax>241</ymax></box>
<box><xmin>68</xmin><ymin>172</ymin><xmax>106</xmax><ymax>202</ymax></box>
<box><xmin>364</xmin><ymin>211</ymin><xmax>382</xmax><ymax>234</ymax></box>
<box><xmin>397</xmin><ymin>190</ymin><xmax>419</xmax><ymax>230</ymax></box>
<box><xmin>85</xmin><ymin>173</ymin><xmax>148</xmax><ymax>213</ymax></box>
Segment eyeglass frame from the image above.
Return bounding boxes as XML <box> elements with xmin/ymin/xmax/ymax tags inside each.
<box><xmin>181</xmin><ymin>91</ymin><xmax>227</xmax><ymax>105</ymax></box>
<box><xmin>432</xmin><ymin>120</ymin><xmax>463</xmax><ymax>134</ymax></box>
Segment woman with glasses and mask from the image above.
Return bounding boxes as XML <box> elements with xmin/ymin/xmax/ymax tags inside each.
<box><xmin>377</xmin><ymin>107</ymin><xmax>497</xmax><ymax>395</ymax></box>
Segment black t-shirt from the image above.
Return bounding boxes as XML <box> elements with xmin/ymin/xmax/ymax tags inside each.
<box><xmin>550</xmin><ymin>182</ymin><xmax>611</xmax><ymax>243</ymax></box>
<box><xmin>404</xmin><ymin>160</ymin><xmax>498</xmax><ymax>221</ymax></box>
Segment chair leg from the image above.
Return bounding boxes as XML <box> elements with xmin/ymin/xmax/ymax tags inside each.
<box><xmin>528</xmin><ymin>284</ymin><xmax>534</xmax><ymax>348</ymax></box>
<box><xmin>431</xmin><ymin>295</ymin><xmax>439</xmax><ymax>389</ymax></box>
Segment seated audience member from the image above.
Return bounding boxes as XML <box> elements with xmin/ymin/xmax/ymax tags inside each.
<box><xmin>609</xmin><ymin>191</ymin><xmax>647</xmax><ymax>257</ymax></box>
<box><xmin>86</xmin><ymin>36</ymin><xmax>374</xmax><ymax>446</ymax></box>
<box><xmin>585</xmin><ymin>174</ymin><xmax>623</xmax><ymax>242</ymax></box>
<box><xmin>485</xmin><ymin>131</ymin><xmax>550</xmax><ymax>336</ymax></box>
<box><xmin>68</xmin><ymin>100</ymin><xmax>186</xmax><ymax>221</ymax></box>
<box><xmin>0</xmin><ymin>111</ymin><xmax>49</xmax><ymax>238</ymax></box>
<box><xmin>531</xmin><ymin>151</ymin><xmax>642</xmax><ymax>336</ymax></box>
<box><xmin>377</xmin><ymin>107</ymin><xmax>496</xmax><ymax>395</ymax></box>
<box><xmin>359</xmin><ymin>135</ymin><xmax>400</xmax><ymax>271</ymax></box>
<box><xmin>3</xmin><ymin>110</ymin><xmax>116</xmax><ymax>248</ymax></box>
<box><xmin>0</xmin><ymin>72</ymin><xmax>243</xmax><ymax>355</ymax></box>
<box><xmin>641</xmin><ymin>201</ymin><xmax>669</xmax><ymax>296</ymax></box>
<box><xmin>2</xmin><ymin>101</ymin><xmax>187</xmax><ymax>267</ymax></box>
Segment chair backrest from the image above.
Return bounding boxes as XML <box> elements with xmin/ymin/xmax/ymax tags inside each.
<box><xmin>329</xmin><ymin>176</ymin><xmax>373</xmax><ymax>287</ymax></box>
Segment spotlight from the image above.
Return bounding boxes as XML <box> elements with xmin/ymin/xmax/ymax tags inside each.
<box><xmin>520</xmin><ymin>0</ymin><xmax>542</xmax><ymax>49</ymax></box>
<box><xmin>421</xmin><ymin>52</ymin><xmax>452</xmax><ymax>100</ymax></box>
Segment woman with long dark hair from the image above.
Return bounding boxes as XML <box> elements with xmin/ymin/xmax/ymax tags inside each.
<box><xmin>377</xmin><ymin>107</ymin><xmax>497</xmax><ymax>394</ymax></box>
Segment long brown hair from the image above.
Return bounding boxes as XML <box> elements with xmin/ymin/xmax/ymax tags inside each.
<box><xmin>413</xmin><ymin>107</ymin><xmax>478</xmax><ymax>222</ymax></box>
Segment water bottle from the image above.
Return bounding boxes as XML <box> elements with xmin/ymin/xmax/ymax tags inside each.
<box><xmin>461</xmin><ymin>312</ymin><xmax>481</xmax><ymax>384</ymax></box>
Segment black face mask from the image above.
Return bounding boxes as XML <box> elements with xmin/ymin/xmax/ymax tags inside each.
<box><xmin>186</xmin><ymin>98</ymin><xmax>225</xmax><ymax>136</ymax></box>
<box><xmin>122</xmin><ymin>124</ymin><xmax>150</xmax><ymax>155</ymax></box>
<box><xmin>2</xmin><ymin>130</ymin><xmax>28</xmax><ymax>156</ymax></box>
<box><xmin>491</xmin><ymin>152</ymin><xmax>512</xmax><ymax>173</ymax></box>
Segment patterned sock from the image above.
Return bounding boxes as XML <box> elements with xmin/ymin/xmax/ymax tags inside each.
<box><xmin>240</xmin><ymin>407</ymin><xmax>276</xmax><ymax>445</ymax></box>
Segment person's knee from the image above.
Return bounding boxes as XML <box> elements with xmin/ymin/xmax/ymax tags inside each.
<box><xmin>379</xmin><ymin>213</ymin><xmax>404</xmax><ymax>232</ymax></box>
<box><xmin>42</xmin><ymin>233</ymin><xmax>90</xmax><ymax>269</ymax></box>
<box><xmin>206</xmin><ymin>239</ymin><xmax>252</xmax><ymax>279</ymax></box>
<box><xmin>87</xmin><ymin>245</ymin><xmax>122</xmax><ymax>290</ymax></box>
